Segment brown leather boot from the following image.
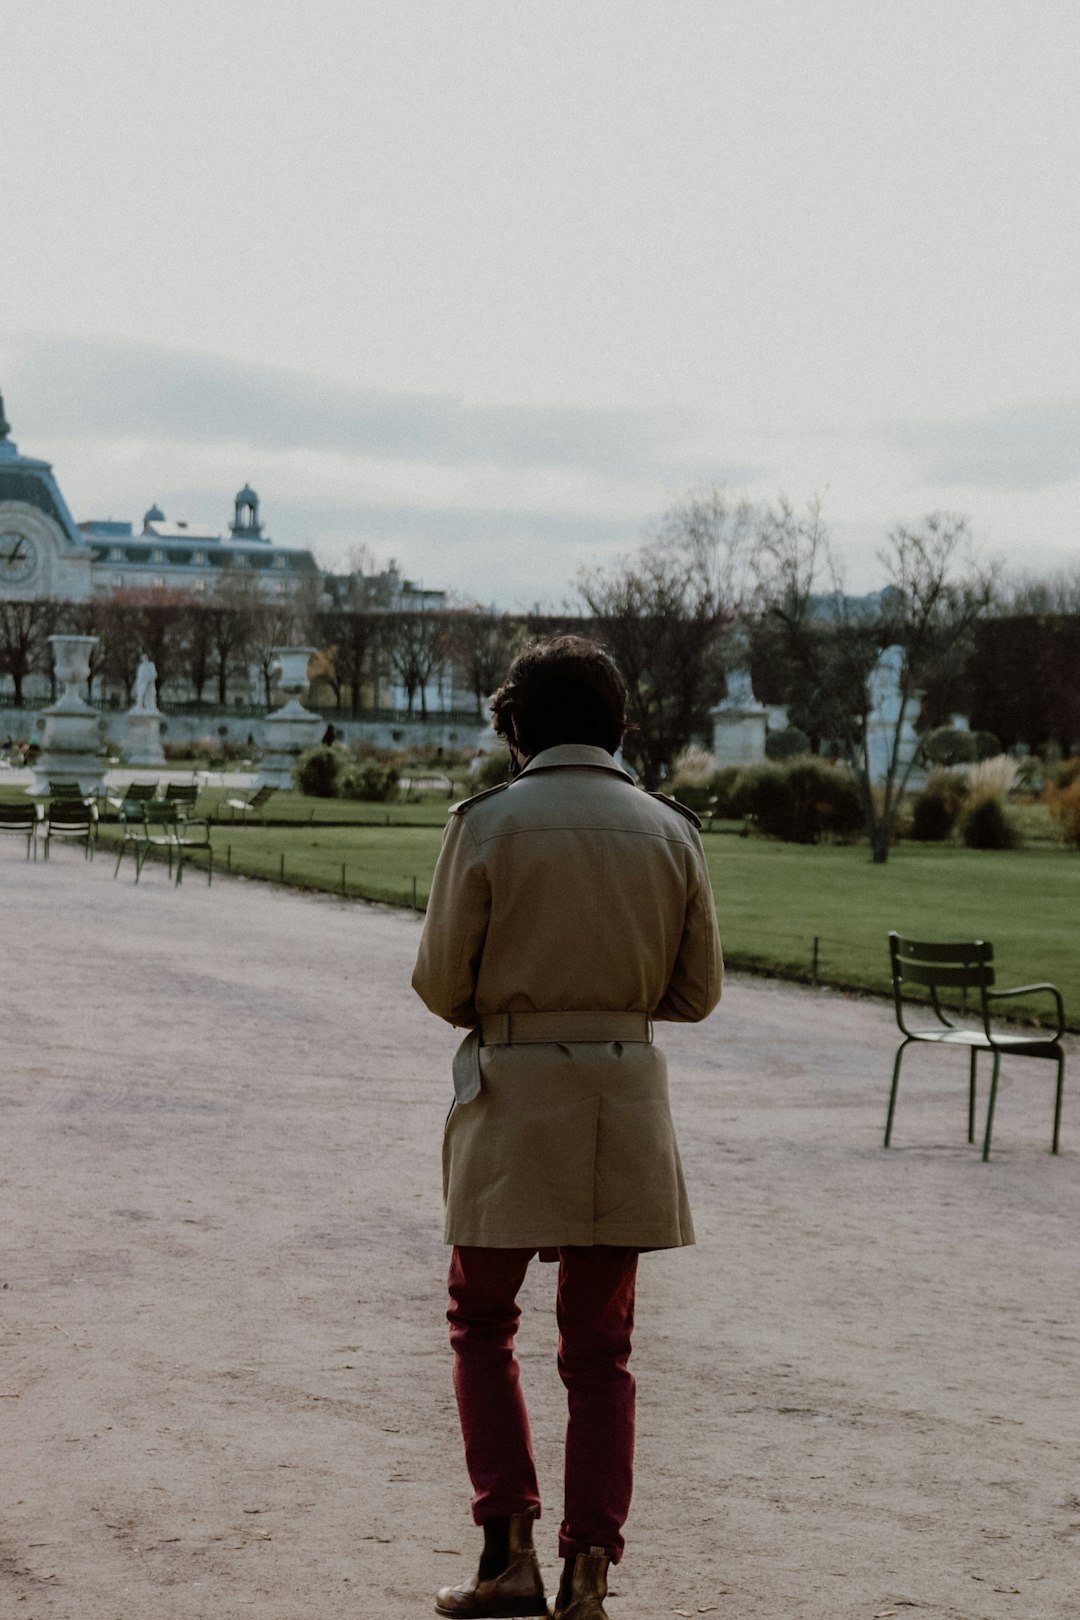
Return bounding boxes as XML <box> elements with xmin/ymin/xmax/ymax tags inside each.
<box><xmin>551</xmin><ymin>1547</ymin><xmax>610</xmax><ymax>1619</ymax></box>
<box><xmin>434</xmin><ymin>1512</ymin><xmax>548</xmax><ymax>1617</ymax></box>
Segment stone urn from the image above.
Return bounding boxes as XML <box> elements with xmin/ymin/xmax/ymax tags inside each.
<box><xmin>49</xmin><ymin>634</ymin><xmax>98</xmax><ymax>712</ymax></box>
<box><xmin>31</xmin><ymin>634</ymin><xmax>107</xmax><ymax>794</ymax></box>
<box><xmin>260</xmin><ymin>647</ymin><xmax>322</xmax><ymax>788</ymax></box>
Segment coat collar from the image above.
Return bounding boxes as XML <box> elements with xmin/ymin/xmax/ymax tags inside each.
<box><xmin>518</xmin><ymin>744</ymin><xmax>635</xmax><ymax>783</ymax></box>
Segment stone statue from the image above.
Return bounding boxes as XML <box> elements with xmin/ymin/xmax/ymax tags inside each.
<box><xmin>134</xmin><ymin>654</ymin><xmax>158</xmax><ymax>713</ymax></box>
<box><xmin>866</xmin><ymin>645</ymin><xmax>906</xmax><ymax>726</ymax></box>
<box><xmin>719</xmin><ymin>666</ymin><xmax>762</xmax><ymax>712</ymax></box>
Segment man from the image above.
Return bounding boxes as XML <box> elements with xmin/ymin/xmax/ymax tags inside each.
<box><xmin>412</xmin><ymin>636</ymin><xmax>722</xmax><ymax>1620</ymax></box>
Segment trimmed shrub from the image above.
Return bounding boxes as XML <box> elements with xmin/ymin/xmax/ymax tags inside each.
<box><xmin>960</xmin><ymin>795</ymin><xmax>1020</xmax><ymax>850</ymax></box>
<box><xmin>706</xmin><ymin>766</ymin><xmax>746</xmax><ymax>819</ymax></box>
<box><xmin>737</xmin><ymin>757</ymin><xmax>863</xmax><ymax>844</ymax></box>
<box><xmin>294</xmin><ymin>745</ymin><xmax>340</xmax><ymax>797</ymax></box>
<box><xmin>472</xmin><ymin>749</ymin><xmax>512</xmax><ymax>790</ymax></box>
<box><xmin>922</xmin><ymin>727</ymin><xmax>977</xmax><ymax>766</ymax></box>
<box><xmin>340</xmin><ymin>761</ymin><xmax>399</xmax><ymax>802</ymax></box>
<box><xmin>765</xmin><ymin>726</ymin><xmax>811</xmax><ymax>761</ymax></box>
<box><xmin>972</xmin><ymin>730</ymin><xmax>1003</xmax><ymax>762</ymax></box>
<box><xmin>911</xmin><ymin>769</ymin><xmax>969</xmax><ymax>842</ymax></box>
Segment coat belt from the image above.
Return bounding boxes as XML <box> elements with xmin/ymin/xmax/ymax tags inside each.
<box><xmin>481</xmin><ymin>1010</ymin><xmax>652</xmax><ymax>1046</ymax></box>
<box><xmin>451</xmin><ymin>1012</ymin><xmax>653</xmax><ymax>1106</ymax></box>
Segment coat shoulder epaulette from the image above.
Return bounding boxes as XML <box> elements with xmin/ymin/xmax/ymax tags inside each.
<box><xmin>450</xmin><ymin>781</ymin><xmax>511</xmax><ymax>816</ymax></box>
<box><xmin>646</xmin><ymin>790</ymin><xmax>702</xmax><ymax>829</ymax></box>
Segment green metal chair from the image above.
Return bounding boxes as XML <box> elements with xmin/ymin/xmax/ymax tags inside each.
<box><xmin>113</xmin><ymin>798</ymin><xmax>212</xmax><ymax>886</ymax></box>
<box><xmin>164</xmin><ymin>781</ymin><xmax>201</xmax><ymax>819</ymax></box>
<box><xmin>0</xmin><ymin>801</ymin><xmax>43</xmax><ymax>860</ymax></box>
<box><xmin>43</xmin><ymin>799</ymin><xmax>98</xmax><ymax>861</ymax></box>
<box><xmin>223</xmin><ymin>784</ymin><xmax>277</xmax><ymax>824</ymax></box>
<box><xmin>885</xmin><ymin>933</ymin><xmax>1066</xmax><ymax>1161</ymax></box>
<box><xmin>105</xmin><ymin>779</ymin><xmax>159</xmax><ymax>813</ymax></box>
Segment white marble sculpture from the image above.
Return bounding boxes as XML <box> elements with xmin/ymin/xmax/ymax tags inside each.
<box><xmin>712</xmin><ymin>666</ymin><xmax>767</xmax><ymax>764</ymax></box>
<box><xmin>865</xmin><ymin>644</ymin><xmax>923</xmax><ymax>786</ymax></box>
<box><xmin>134</xmin><ymin>654</ymin><xmax>158</xmax><ymax>713</ymax></box>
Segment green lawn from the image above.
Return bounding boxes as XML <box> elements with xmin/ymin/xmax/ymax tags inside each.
<box><xmin>702</xmin><ymin>838</ymin><xmax>1079</xmax><ymax>1024</ymax></box>
<box><xmin>87</xmin><ymin>810</ymin><xmax>1080</xmax><ymax>1027</ymax></box>
<box><xmin>196</xmin><ymin>786</ymin><xmax>457</xmax><ymax>828</ymax></box>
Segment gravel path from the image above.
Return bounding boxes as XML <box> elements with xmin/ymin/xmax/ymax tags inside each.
<box><xmin>2</xmin><ymin>846</ymin><xmax>1077</xmax><ymax>1619</ymax></box>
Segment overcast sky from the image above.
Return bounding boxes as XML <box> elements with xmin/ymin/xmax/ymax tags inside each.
<box><xmin>2</xmin><ymin>1</ymin><xmax>1078</xmax><ymax>608</ymax></box>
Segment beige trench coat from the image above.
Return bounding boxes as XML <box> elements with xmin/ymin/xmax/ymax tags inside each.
<box><xmin>411</xmin><ymin>745</ymin><xmax>723</xmax><ymax>1249</ymax></box>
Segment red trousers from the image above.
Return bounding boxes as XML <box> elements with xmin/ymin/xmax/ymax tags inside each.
<box><xmin>446</xmin><ymin>1244</ymin><xmax>638</xmax><ymax>1563</ymax></box>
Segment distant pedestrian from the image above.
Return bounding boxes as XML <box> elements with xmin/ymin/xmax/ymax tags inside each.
<box><xmin>413</xmin><ymin>635</ymin><xmax>722</xmax><ymax>1619</ymax></box>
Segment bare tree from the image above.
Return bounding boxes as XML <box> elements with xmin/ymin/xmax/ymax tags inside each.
<box><xmin>311</xmin><ymin>605</ymin><xmax>384</xmax><ymax>716</ymax></box>
<box><xmin>177</xmin><ymin>600</ymin><xmax>216</xmax><ymax>707</ymax></box>
<box><xmin>0</xmin><ymin>597</ymin><xmax>60</xmax><ymax>705</ymax></box>
<box><xmin>246</xmin><ymin>597</ymin><xmax>301</xmax><ymax>707</ymax></box>
<box><xmin>382</xmin><ymin>609</ymin><xmax>449</xmax><ymax>717</ymax></box>
<box><xmin>753</xmin><ymin>505</ymin><xmax>998</xmax><ymax>862</ymax></box>
<box><xmin>445</xmin><ymin>607</ymin><xmax>525</xmax><ymax>719</ymax></box>
<box><xmin>577</xmin><ymin>487</ymin><xmax>754</xmax><ymax>785</ymax></box>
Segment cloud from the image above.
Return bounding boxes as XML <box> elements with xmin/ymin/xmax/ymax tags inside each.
<box><xmin>891</xmin><ymin>398</ymin><xmax>1080</xmax><ymax>491</ymax></box>
<box><xmin>4</xmin><ymin>331</ymin><xmax>759</xmax><ymax>486</ymax></box>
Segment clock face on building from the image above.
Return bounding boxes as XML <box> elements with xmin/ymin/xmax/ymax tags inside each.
<box><xmin>0</xmin><ymin>531</ymin><xmax>39</xmax><ymax>585</ymax></box>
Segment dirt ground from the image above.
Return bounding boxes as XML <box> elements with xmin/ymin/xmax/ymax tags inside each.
<box><xmin>2</xmin><ymin>844</ymin><xmax>1078</xmax><ymax>1620</ymax></box>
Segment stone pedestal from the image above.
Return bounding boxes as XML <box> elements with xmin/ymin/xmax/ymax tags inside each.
<box><xmin>125</xmin><ymin>707</ymin><xmax>166</xmax><ymax>767</ymax></box>
<box><xmin>711</xmin><ymin>706</ymin><xmax>767</xmax><ymax>767</ymax></box>
<box><xmin>31</xmin><ymin>634</ymin><xmax>107</xmax><ymax>795</ymax></box>
<box><xmin>259</xmin><ymin>647</ymin><xmax>321</xmax><ymax>788</ymax></box>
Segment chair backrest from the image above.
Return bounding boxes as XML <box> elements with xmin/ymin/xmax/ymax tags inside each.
<box><xmin>123</xmin><ymin>781</ymin><xmax>160</xmax><ymax>801</ymax></box>
<box><xmin>165</xmin><ymin>782</ymin><xmax>199</xmax><ymax>806</ymax></box>
<box><xmin>249</xmin><ymin>785</ymin><xmax>275</xmax><ymax>809</ymax></box>
<box><xmin>47</xmin><ymin>800</ymin><xmax>94</xmax><ymax>829</ymax></box>
<box><xmin>0</xmin><ymin>804</ymin><xmax>38</xmax><ymax>829</ymax></box>
<box><xmin>48</xmin><ymin>781</ymin><xmax>84</xmax><ymax>799</ymax></box>
<box><xmin>888</xmin><ymin>933</ymin><xmax>994</xmax><ymax>1030</ymax></box>
<box><xmin>145</xmin><ymin>799</ymin><xmax>180</xmax><ymax>825</ymax></box>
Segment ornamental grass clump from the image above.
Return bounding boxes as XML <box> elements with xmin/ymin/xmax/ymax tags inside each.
<box><xmin>958</xmin><ymin>755</ymin><xmax>1020</xmax><ymax>850</ymax></box>
<box><xmin>669</xmin><ymin>744</ymin><xmax>717</xmax><ymax>789</ymax></box>
<box><xmin>911</xmin><ymin>768</ymin><xmax>969</xmax><ymax>842</ymax></box>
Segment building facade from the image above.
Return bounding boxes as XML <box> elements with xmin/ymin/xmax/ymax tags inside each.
<box><xmin>0</xmin><ymin>393</ymin><xmax>320</xmax><ymax>603</ymax></box>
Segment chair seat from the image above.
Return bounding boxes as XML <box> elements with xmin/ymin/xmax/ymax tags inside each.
<box><xmin>907</xmin><ymin>1026</ymin><xmax>1061</xmax><ymax>1054</ymax></box>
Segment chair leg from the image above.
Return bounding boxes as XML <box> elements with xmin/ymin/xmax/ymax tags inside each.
<box><xmin>113</xmin><ymin>840</ymin><xmax>126</xmax><ymax>880</ymax></box>
<box><xmin>885</xmin><ymin>1042</ymin><xmax>910</xmax><ymax>1147</ymax></box>
<box><xmin>968</xmin><ymin>1048</ymin><xmax>978</xmax><ymax>1144</ymax></box>
<box><xmin>982</xmin><ymin>1052</ymin><xmax>1002</xmax><ymax>1161</ymax></box>
<box><xmin>1052</xmin><ymin>1053</ymin><xmax>1065</xmax><ymax>1155</ymax></box>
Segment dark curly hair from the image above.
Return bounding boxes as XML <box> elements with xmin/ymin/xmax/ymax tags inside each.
<box><xmin>489</xmin><ymin>635</ymin><xmax>626</xmax><ymax>757</ymax></box>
